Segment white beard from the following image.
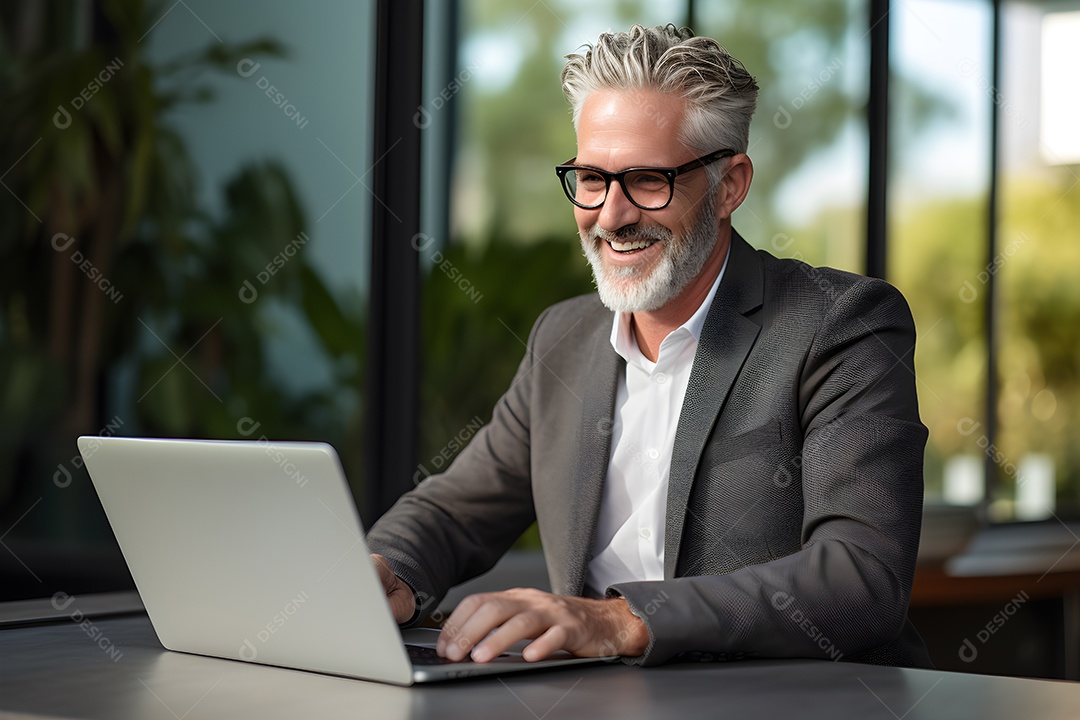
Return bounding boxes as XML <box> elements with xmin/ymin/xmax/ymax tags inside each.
<box><xmin>580</xmin><ymin>198</ymin><xmax>718</xmax><ymax>313</ymax></box>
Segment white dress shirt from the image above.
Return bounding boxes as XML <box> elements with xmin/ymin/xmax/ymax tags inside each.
<box><xmin>585</xmin><ymin>251</ymin><xmax>729</xmax><ymax>597</ymax></box>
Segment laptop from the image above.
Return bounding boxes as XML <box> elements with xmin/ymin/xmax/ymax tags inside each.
<box><xmin>77</xmin><ymin>436</ymin><xmax>606</xmax><ymax>685</ymax></box>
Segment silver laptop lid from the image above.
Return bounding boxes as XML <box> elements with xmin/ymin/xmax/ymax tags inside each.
<box><xmin>78</xmin><ymin>436</ymin><xmax>414</xmax><ymax>685</ymax></box>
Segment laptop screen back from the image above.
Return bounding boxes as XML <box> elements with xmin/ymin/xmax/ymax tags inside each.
<box><xmin>79</xmin><ymin>437</ymin><xmax>414</xmax><ymax>685</ymax></box>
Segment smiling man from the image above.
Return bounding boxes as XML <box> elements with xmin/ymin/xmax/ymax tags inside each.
<box><xmin>368</xmin><ymin>24</ymin><xmax>931</xmax><ymax>668</ymax></box>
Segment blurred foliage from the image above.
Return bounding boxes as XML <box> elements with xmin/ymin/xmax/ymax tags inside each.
<box><xmin>995</xmin><ymin>176</ymin><xmax>1080</xmax><ymax>510</ymax></box>
<box><xmin>0</xmin><ymin>0</ymin><xmax>364</xmax><ymax>539</ymax></box>
<box><xmin>419</xmin><ymin>238</ymin><xmax>593</xmax><ymax>462</ymax></box>
<box><xmin>889</xmin><ymin>194</ymin><xmax>988</xmax><ymax>497</ymax></box>
<box><xmin>419</xmin><ymin>237</ymin><xmax>593</xmax><ymax>550</ymax></box>
<box><xmin>873</xmin><ymin>175</ymin><xmax>1080</xmax><ymax>512</ymax></box>
<box><xmin>454</xmin><ymin>0</ymin><xmax>951</xmax><ymax>255</ymax></box>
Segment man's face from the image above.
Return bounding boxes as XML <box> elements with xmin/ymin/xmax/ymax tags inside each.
<box><xmin>574</xmin><ymin>89</ymin><xmax>719</xmax><ymax>313</ymax></box>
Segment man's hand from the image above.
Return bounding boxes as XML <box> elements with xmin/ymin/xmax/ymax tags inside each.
<box><xmin>371</xmin><ymin>554</ymin><xmax>416</xmax><ymax>623</ymax></box>
<box><xmin>435</xmin><ymin>588</ymin><xmax>649</xmax><ymax>663</ymax></box>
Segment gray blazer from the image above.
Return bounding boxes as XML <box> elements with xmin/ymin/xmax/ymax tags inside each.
<box><xmin>368</xmin><ymin>231</ymin><xmax>932</xmax><ymax>668</ymax></box>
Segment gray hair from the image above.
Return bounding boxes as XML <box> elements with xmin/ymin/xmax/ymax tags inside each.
<box><xmin>561</xmin><ymin>24</ymin><xmax>759</xmax><ymax>186</ymax></box>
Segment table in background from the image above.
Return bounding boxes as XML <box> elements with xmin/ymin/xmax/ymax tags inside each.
<box><xmin>912</xmin><ymin>517</ymin><xmax>1080</xmax><ymax>679</ymax></box>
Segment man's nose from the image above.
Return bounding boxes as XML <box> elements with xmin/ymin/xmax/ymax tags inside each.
<box><xmin>597</xmin><ymin>180</ymin><xmax>642</xmax><ymax>233</ymax></box>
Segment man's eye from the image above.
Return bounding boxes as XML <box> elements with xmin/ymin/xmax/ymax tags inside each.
<box><xmin>576</xmin><ymin>171</ymin><xmax>605</xmax><ymax>187</ymax></box>
<box><xmin>629</xmin><ymin>172</ymin><xmax>667</xmax><ymax>189</ymax></box>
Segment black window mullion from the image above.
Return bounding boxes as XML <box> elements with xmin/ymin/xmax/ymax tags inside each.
<box><xmin>866</xmin><ymin>0</ymin><xmax>889</xmax><ymax>280</ymax></box>
<box><xmin>365</xmin><ymin>0</ymin><xmax>425</xmax><ymax>525</ymax></box>
<box><xmin>983</xmin><ymin>0</ymin><xmax>1002</xmax><ymax>513</ymax></box>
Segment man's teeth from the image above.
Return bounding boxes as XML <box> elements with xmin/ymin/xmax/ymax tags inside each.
<box><xmin>608</xmin><ymin>238</ymin><xmax>658</xmax><ymax>252</ymax></box>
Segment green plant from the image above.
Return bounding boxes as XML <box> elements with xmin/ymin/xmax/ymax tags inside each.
<box><xmin>0</xmin><ymin>0</ymin><xmax>365</xmax><ymax>536</ymax></box>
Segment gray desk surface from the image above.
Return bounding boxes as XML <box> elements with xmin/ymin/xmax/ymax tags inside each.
<box><xmin>1</xmin><ymin>614</ymin><xmax>1079</xmax><ymax>719</ymax></box>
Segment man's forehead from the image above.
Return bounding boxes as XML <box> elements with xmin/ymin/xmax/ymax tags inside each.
<box><xmin>576</xmin><ymin>88</ymin><xmax>689</xmax><ymax>165</ymax></box>
<box><xmin>579</xmin><ymin>87</ymin><xmax>685</xmax><ymax>119</ymax></box>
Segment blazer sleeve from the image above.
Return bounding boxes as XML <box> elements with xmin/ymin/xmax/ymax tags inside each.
<box><xmin>364</xmin><ymin>309</ymin><xmax>548</xmax><ymax>623</ymax></box>
<box><xmin>608</xmin><ymin>278</ymin><xmax>928</xmax><ymax>666</ymax></box>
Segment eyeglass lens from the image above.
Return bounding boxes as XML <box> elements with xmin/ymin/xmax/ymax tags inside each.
<box><xmin>564</xmin><ymin>168</ymin><xmax>671</xmax><ymax>209</ymax></box>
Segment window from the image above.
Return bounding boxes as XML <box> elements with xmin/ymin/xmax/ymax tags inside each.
<box><xmin>993</xmin><ymin>1</ymin><xmax>1080</xmax><ymax>520</ymax></box>
<box><xmin>892</xmin><ymin>0</ymin><xmax>1080</xmax><ymax>520</ymax></box>
<box><xmin>0</xmin><ymin>1</ymin><xmax>374</xmax><ymax>602</ymax></box>
<box><xmin>889</xmin><ymin>0</ymin><xmax>993</xmax><ymax>504</ymax></box>
<box><xmin>695</xmin><ymin>0</ymin><xmax>869</xmax><ymax>272</ymax></box>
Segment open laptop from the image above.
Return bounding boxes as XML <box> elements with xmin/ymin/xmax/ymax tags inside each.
<box><xmin>77</xmin><ymin>436</ymin><xmax>606</xmax><ymax>685</ymax></box>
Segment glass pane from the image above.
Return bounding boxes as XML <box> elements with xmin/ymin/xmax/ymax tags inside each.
<box><xmin>696</xmin><ymin>0</ymin><xmax>868</xmax><ymax>273</ymax></box>
<box><xmin>888</xmin><ymin>0</ymin><xmax>993</xmax><ymax>505</ymax></box>
<box><xmin>0</xmin><ymin>1</ymin><xmax>373</xmax><ymax>601</ymax></box>
<box><xmin>993</xmin><ymin>1</ymin><xmax>1080</xmax><ymax>520</ymax></box>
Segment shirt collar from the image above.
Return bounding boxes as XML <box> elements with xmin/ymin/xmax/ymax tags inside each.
<box><xmin>609</xmin><ymin>242</ymin><xmax>731</xmax><ymax>361</ymax></box>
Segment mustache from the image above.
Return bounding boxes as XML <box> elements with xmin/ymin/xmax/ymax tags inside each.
<box><xmin>587</xmin><ymin>224</ymin><xmax>672</xmax><ymax>244</ymax></box>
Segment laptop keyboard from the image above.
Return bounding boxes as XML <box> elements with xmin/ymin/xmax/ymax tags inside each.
<box><xmin>406</xmin><ymin>644</ymin><xmax>510</xmax><ymax>665</ymax></box>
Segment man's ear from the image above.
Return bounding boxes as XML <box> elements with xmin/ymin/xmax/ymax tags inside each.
<box><xmin>716</xmin><ymin>154</ymin><xmax>753</xmax><ymax>219</ymax></box>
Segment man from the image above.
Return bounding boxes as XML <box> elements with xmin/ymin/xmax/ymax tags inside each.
<box><xmin>368</xmin><ymin>24</ymin><xmax>931</xmax><ymax>668</ymax></box>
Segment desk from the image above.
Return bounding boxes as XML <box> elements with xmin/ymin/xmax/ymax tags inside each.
<box><xmin>910</xmin><ymin>518</ymin><xmax>1080</xmax><ymax>679</ymax></box>
<box><xmin>1</xmin><ymin>614</ymin><xmax>1079</xmax><ymax>719</ymax></box>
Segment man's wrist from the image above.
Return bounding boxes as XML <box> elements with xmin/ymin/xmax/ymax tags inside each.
<box><xmin>608</xmin><ymin>597</ymin><xmax>649</xmax><ymax>656</ymax></box>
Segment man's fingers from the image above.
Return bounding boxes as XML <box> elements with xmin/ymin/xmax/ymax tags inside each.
<box><xmin>471</xmin><ymin>612</ymin><xmax>546</xmax><ymax>663</ymax></box>
<box><xmin>436</xmin><ymin>597</ymin><xmax>476</xmax><ymax>657</ymax></box>
<box><xmin>370</xmin><ymin>554</ymin><xmax>415</xmax><ymax>623</ymax></box>
<box><xmin>441</xmin><ymin>598</ymin><xmax>516</xmax><ymax>661</ymax></box>
<box><xmin>521</xmin><ymin>624</ymin><xmax>568</xmax><ymax>662</ymax></box>
<box><xmin>371</xmin><ymin>554</ymin><xmax>394</xmax><ymax>588</ymax></box>
<box><xmin>436</xmin><ymin>595</ymin><xmax>481</xmax><ymax>657</ymax></box>
<box><xmin>435</xmin><ymin>590</ymin><xmax>631</xmax><ymax>663</ymax></box>
<box><xmin>387</xmin><ymin>589</ymin><xmax>415</xmax><ymax>623</ymax></box>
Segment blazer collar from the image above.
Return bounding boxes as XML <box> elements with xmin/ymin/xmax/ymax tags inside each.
<box><xmin>562</xmin><ymin>317</ymin><xmax>621</xmax><ymax>597</ymax></box>
<box><xmin>664</xmin><ymin>229</ymin><xmax>764</xmax><ymax>577</ymax></box>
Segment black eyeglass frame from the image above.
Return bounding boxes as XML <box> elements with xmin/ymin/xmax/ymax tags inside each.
<box><xmin>554</xmin><ymin>149</ymin><xmax>737</xmax><ymax>210</ymax></box>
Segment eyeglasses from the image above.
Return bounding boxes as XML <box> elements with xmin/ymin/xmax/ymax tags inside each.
<box><xmin>554</xmin><ymin>149</ymin><xmax>736</xmax><ymax>211</ymax></box>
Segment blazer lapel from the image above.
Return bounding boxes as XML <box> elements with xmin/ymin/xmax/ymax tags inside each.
<box><xmin>664</xmin><ymin>231</ymin><xmax>765</xmax><ymax>578</ymax></box>
<box><xmin>562</xmin><ymin>321</ymin><xmax>621</xmax><ymax>597</ymax></box>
